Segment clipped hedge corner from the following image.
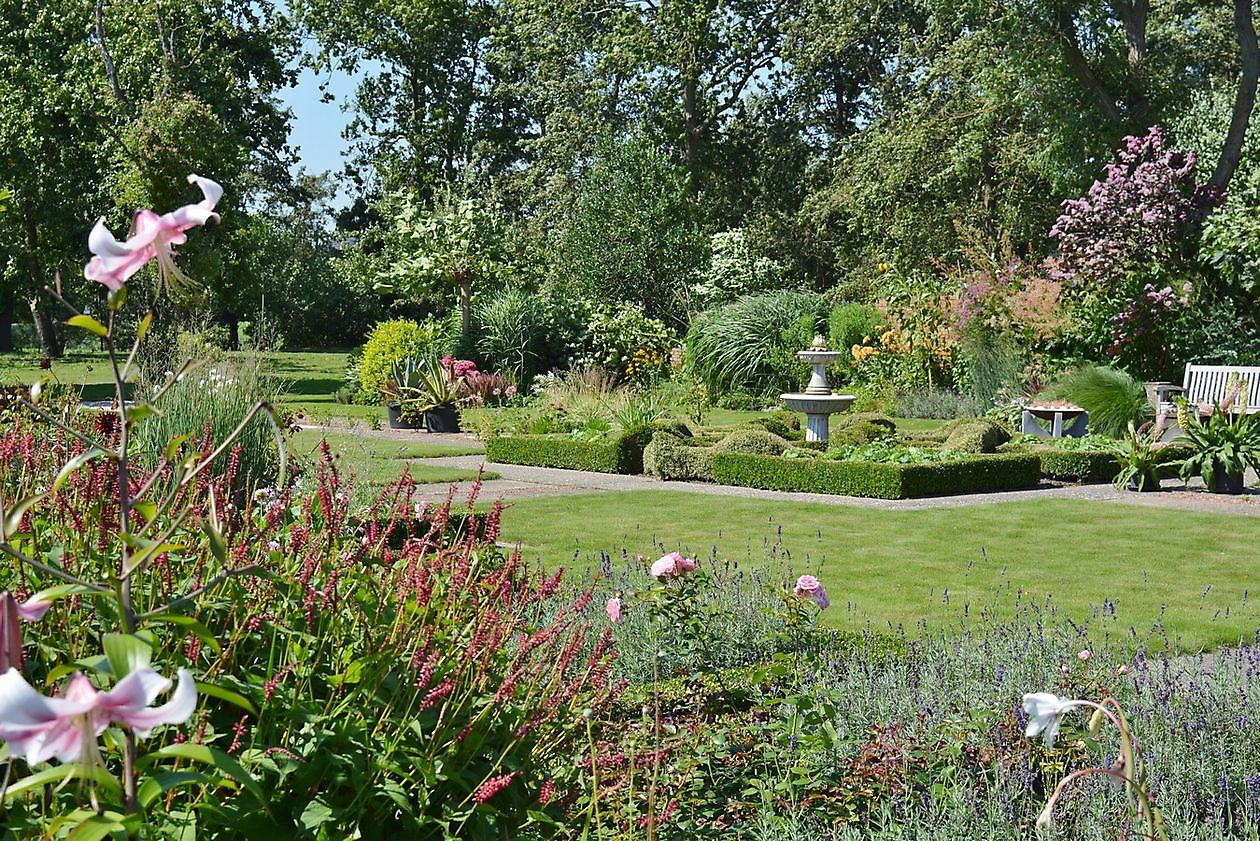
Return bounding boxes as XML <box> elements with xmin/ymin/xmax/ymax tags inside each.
<box><xmin>486</xmin><ymin>429</ymin><xmax>653</xmax><ymax>474</ymax></box>
<box><xmin>711</xmin><ymin>452</ymin><xmax>1042</xmax><ymax>499</ymax></box>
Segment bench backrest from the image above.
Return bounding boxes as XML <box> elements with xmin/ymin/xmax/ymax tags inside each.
<box><xmin>1183</xmin><ymin>364</ymin><xmax>1260</xmax><ymax>412</ymax></box>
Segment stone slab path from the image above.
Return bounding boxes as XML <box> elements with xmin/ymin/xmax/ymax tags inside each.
<box><xmin>304</xmin><ymin>424</ymin><xmax>1260</xmax><ymax>517</ymax></box>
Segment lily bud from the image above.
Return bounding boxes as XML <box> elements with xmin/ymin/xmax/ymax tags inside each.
<box><xmin>1087</xmin><ymin>706</ymin><xmax>1106</xmax><ymax>736</ymax></box>
<box><xmin>1036</xmin><ymin>802</ymin><xmax>1055</xmax><ymax>830</ymax></box>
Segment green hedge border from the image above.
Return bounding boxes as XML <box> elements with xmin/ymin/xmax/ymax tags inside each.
<box><xmin>485</xmin><ymin>429</ymin><xmax>653</xmax><ymax>474</ymax></box>
<box><xmin>1009</xmin><ymin>444</ymin><xmax>1192</xmax><ymax>484</ymax></box>
<box><xmin>711</xmin><ymin>452</ymin><xmax>1042</xmax><ymax>499</ymax></box>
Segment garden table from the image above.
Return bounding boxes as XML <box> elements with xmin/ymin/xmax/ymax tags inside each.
<box><xmin>1020</xmin><ymin>403</ymin><xmax>1088</xmax><ymax>438</ymax></box>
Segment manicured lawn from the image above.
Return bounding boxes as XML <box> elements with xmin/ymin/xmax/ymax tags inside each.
<box><xmin>290</xmin><ymin>428</ymin><xmax>491</xmax><ymax>489</ymax></box>
<box><xmin>498</xmin><ymin>490</ymin><xmax>1260</xmax><ymax>651</ymax></box>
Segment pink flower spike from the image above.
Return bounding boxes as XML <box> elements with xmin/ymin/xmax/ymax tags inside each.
<box><xmin>84</xmin><ymin>174</ymin><xmax>222</xmax><ymax>294</ymax></box>
<box><xmin>606</xmin><ymin>597</ymin><xmax>621</xmax><ymax>623</ymax></box>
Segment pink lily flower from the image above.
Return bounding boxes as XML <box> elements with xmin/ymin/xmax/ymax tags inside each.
<box><xmin>0</xmin><ymin>591</ymin><xmax>52</xmax><ymax>673</ymax></box>
<box><xmin>0</xmin><ymin>666</ymin><xmax>197</xmax><ymax>765</ymax></box>
<box><xmin>84</xmin><ymin>174</ymin><xmax>223</xmax><ymax>293</ymax></box>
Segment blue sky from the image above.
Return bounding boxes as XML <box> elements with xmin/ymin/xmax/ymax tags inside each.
<box><xmin>278</xmin><ymin>62</ymin><xmax>359</xmax><ymax>186</ymax></box>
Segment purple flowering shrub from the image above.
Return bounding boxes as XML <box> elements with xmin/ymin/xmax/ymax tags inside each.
<box><xmin>1047</xmin><ymin>127</ymin><xmax>1223</xmax><ymax>376</ymax></box>
<box><xmin>1049</xmin><ymin>126</ymin><xmax>1221</xmax><ymax>287</ymax></box>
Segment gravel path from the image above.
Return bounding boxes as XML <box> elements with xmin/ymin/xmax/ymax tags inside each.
<box><xmin>306</xmin><ymin>423</ymin><xmax>1260</xmax><ymax>516</ymax></box>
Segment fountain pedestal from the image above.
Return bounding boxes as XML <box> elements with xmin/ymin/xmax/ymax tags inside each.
<box><xmin>780</xmin><ymin>338</ymin><xmax>855</xmax><ymax>442</ymax></box>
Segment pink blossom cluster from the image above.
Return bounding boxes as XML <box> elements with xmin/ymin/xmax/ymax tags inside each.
<box><xmin>441</xmin><ymin>356</ymin><xmax>479</xmax><ymax>380</ymax></box>
<box><xmin>1048</xmin><ymin>126</ymin><xmax>1221</xmax><ymax>286</ymax></box>
<box><xmin>1107</xmin><ymin>281</ymin><xmax>1191</xmax><ymax>354</ymax></box>
<box><xmin>650</xmin><ymin>551</ymin><xmax>697</xmax><ymax>579</ymax></box>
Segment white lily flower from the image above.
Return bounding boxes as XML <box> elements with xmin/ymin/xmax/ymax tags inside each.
<box><xmin>1023</xmin><ymin>692</ymin><xmax>1075</xmax><ymax>747</ymax></box>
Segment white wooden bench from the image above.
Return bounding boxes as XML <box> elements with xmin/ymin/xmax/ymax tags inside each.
<box><xmin>1154</xmin><ymin>364</ymin><xmax>1260</xmax><ymax>416</ymax></box>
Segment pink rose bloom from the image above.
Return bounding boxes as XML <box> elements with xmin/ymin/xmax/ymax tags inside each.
<box><xmin>1077</xmin><ymin>649</ymin><xmax>1090</xmax><ymax>662</ymax></box>
<box><xmin>793</xmin><ymin>574</ymin><xmax>830</xmax><ymax>609</ymax></box>
<box><xmin>606</xmin><ymin>597</ymin><xmax>621</xmax><ymax>623</ymax></box>
<box><xmin>650</xmin><ymin>551</ymin><xmax>696</xmax><ymax>579</ymax></box>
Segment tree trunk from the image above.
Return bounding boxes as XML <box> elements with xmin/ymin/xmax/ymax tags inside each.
<box><xmin>30</xmin><ymin>296</ymin><xmax>63</xmax><ymax>358</ymax></box>
<box><xmin>226</xmin><ymin>316</ymin><xmax>240</xmax><ymax>351</ymax></box>
<box><xmin>458</xmin><ymin>275</ymin><xmax>472</xmax><ymax>340</ymax></box>
<box><xmin>1053</xmin><ymin>6</ymin><xmax>1123</xmax><ymax>125</ymax></box>
<box><xmin>0</xmin><ymin>288</ymin><xmax>13</xmax><ymax>352</ymax></box>
<box><xmin>1209</xmin><ymin>0</ymin><xmax>1260</xmax><ymax>194</ymax></box>
<box><xmin>683</xmin><ymin>75</ymin><xmax>701</xmax><ymax>201</ymax></box>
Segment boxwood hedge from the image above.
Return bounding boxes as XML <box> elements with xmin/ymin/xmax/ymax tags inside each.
<box><xmin>710</xmin><ymin>452</ymin><xmax>1042</xmax><ymax>499</ymax></box>
<box><xmin>485</xmin><ymin>429</ymin><xmax>653</xmax><ymax>474</ymax></box>
<box><xmin>1008</xmin><ymin>443</ymin><xmax>1192</xmax><ymax>484</ymax></box>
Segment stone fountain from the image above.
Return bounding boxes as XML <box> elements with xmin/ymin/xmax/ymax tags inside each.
<box><xmin>780</xmin><ymin>336</ymin><xmax>855</xmax><ymax>442</ymax></box>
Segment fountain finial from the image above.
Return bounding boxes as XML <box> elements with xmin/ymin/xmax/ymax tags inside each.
<box><xmin>811</xmin><ymin>335</ymin><xmax>828</xmax><ymax>350</ymax></box>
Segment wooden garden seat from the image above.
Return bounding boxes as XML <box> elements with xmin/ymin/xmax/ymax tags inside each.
<box><xmin>1155</xmin><ymin>364</ymin><xmax>1260</xmax><ymax>417</ymax></box>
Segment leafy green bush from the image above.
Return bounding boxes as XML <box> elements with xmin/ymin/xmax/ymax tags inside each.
<box><xmin>711</xmin><ymin>451</ymin><xmax>1042</xmax><ymax>498</ymax></box>
<box><xmin>569</xmin><ymin>301</ymin><xmax>677</xmax><ymax>384</ymax></box>
<box><xmin>1047</xmin><ymin>365</ymin><xmax>1153</xmax><ymax>438</ymax></box>
<box><xmin>828</xmin><ymin>302</ymin><xmax>883</xmax><ymax>355</ymax></box>
<box><xmin>486</xmin><ymin>429</ymin><xmax>653</xmax><ymax>473</ymax></box>
<box><xmin>556</xmin><ymin>133</ymin><xmax>706</xmax><ymax>326</ymax></box>
<box><xmin>643</xmin><ymin>431</ymin><xmax>716</xmax><ymax>481</ymax></box>
<box><xmin>357</xmin><ymin>318</ymin><xmax>453</xmax><ymax>403</ymax></box>
<box><xmin>685</xmin><ymin>290</ymin><xmax>825</xmax><ymax>398</ymax></box>
<box><xmin>744</xmin><ymin>410</ymin><xmax>802</xmax><ymax>439</ymax></box>
<box><xmin>712</xmin><ymin>429</ymin><xmax>791</xmax><ymax>456</ymax></box>
<box><xmin>830</xmin><ymin>411</ymin><xmax>897</xmax><ymax>445</ymax></box>
<box><xmin>942</xmin><ymin>419</ymin><xmax>1011</xmax><ymax>453</ymax></box>
<box><xmin>473</xmin><ymin>287</ymin><xmax>547</xmax><ymax>384</ymax></box>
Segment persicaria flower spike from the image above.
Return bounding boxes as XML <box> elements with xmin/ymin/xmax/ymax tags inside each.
<box><xmin>793</xmin><ymin>574</ymin><xmax>830</xmax><ymax>609</ymax></box>
<box><xmin>650</xmin><ymin>551</ymin><xmax>696</xmax><ymax>579</ymax></box>
<box><xmin>0</xmin><ymin>666</ymin><xmax>197</xmax><ymax>764</ymax></box>
<box><xmin>84</xmin><ymin>174</ymin><xmax>222</xmax><ymax>294</ymax></box>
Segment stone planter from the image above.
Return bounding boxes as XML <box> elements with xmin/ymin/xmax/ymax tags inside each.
<box><xmin>425</xmin><ymin>404</ymin><xmax>460</xmax><ymax>433</ymax></box>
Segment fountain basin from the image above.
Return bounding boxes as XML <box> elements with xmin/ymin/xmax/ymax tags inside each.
<box><xmin>781</xmin><ymin>392</ymin><xmax>856</xmax><ymax>442</ymax></box>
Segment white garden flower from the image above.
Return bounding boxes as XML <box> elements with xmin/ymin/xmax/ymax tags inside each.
<box><xmin>1023</xmin><ymin>692</ymin><xmax>1075</xmax><ymax>747</ymax></box>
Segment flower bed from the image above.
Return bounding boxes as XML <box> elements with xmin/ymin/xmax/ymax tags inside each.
<box><xmin>485</xmin><ymin>428</ymin><xmax>654</xmax><ymax>474</ymax></box>
<box><xmin>711</xmin><ymin>451</ymin><xmax>1042</xmax><ymax>499</ymax></box>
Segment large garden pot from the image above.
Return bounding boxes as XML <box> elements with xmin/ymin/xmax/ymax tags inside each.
<box><xmin>1125</xmin><ymin>472</ymin><xmax>1159</xmax><ymax>492</ymax></box>
<box><xmin>1209</xmin><ymin>466</ymin><xmax>1245</xmax><ymax>495</ymax></box>
<box><xmin>387</xmin><ymin>403</ymin><xmax>421</xmax><ymax>430</ymax></box>
<box><xmin>425</xmin><ymin>404</ymin><xmax>460</xmax><ymax>433</ymax></box>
